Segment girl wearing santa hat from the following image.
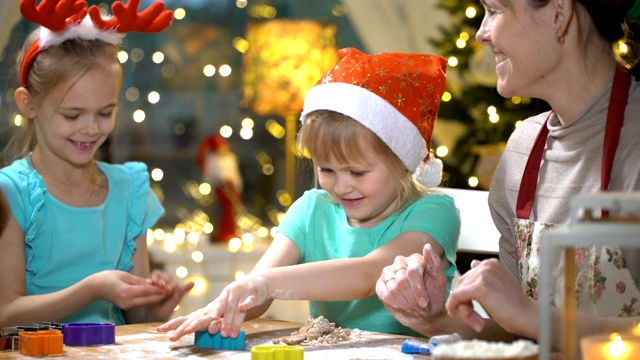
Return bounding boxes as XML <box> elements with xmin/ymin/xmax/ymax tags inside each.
<box><xmin>159</xmin><ymin>47</ymin><xmax>461</xmax><ymax>339</ymax></box>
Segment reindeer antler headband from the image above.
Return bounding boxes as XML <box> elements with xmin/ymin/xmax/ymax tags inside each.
<box><xmin>19</xmin><ymin>0</ymin><xmax>174</xmax><ymax>88</ymax></box>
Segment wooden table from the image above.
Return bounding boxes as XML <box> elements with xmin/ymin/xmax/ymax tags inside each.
<box><xmin>2</xmin><ymin>318</ymin><xmax>429</xmax><ymax>359</ymax></box>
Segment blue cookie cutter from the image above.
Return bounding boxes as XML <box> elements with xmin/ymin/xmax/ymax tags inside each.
<box><xmin>62</xmin><ymin>322</ymin><xmax>115</xmax><ymax>346</ymax></box>
<box><xmin>194</xmin><ymin>330</ymin><xmax>245</xmax><ymax>350</ymax></box>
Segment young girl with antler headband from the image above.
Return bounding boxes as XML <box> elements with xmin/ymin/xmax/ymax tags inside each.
<box><xmin>0</xmin><ymin>0</ymin><xmax>193</xmax><ymax>327</ymax></box>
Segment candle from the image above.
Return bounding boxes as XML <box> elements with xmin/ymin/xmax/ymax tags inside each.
<box><xmin>580</xmin><ymin>332</ymin><xmax>640</xmax><ymax>360</ymax></box>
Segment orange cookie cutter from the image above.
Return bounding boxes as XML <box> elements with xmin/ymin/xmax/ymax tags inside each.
<box><xmin>19</xmin><ymin>329</ymin><xmax>63</xmax><ymax>357</ymax></box>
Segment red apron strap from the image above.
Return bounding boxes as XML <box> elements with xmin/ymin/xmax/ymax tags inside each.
<box><xmin>515</xmin><ymin>115</ymin><xmax>551</xmax><ymax>219</ymax></box>
<box><xmin>601</xmin><ymin>65</ymin><xmax>631</xmax><ymax>191</ymax></box>
<box><xmin>514</xmin><ymin>65</ymin><xmax>631</xmax><ymax>219</ymax></box>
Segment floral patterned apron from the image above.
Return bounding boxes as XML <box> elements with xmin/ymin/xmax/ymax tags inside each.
<box><xmin>514</xmin><ymin>66</ymin><xmax>640</xmax><ymax>317</ymax></box>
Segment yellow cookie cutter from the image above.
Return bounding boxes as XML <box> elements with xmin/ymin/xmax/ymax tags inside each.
<box><xmin>251</xmin><ymin>344</ymin><xmax>304</xmax><ymax>360</ymax></box>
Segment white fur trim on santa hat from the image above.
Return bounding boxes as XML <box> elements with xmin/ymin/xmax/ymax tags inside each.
<box><xmin>301</xmin><ymin>82</ymin><xmax>428</xmax><ymax>172</ymax></box>
<box><xmin>413</xmin><ymin>156</ymin><xmax>443</xmax><ymax>187</ymax></box>
<box><xmin>39</xmin><ymin>15</ymin><xmax>122</xmax><ymax>48</ymax></box>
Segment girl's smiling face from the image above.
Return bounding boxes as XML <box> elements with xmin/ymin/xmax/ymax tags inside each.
<box><xmin>33</xmin><ymin>65</ymin><xmax>120</xmax><ymax>168</ymax></box>
<box><xmin>316</xmin><ymin>145</ymin><xmax>400</xmax><ymax>229</ymax></box>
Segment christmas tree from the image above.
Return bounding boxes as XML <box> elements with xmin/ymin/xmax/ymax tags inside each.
<box><xmin>429</xmin><ymin>0</ymin><xmax>552</xmax><ymax>190</ymax></box>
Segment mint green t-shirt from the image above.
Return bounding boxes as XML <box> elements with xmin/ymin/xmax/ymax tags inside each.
<box><xmin>277</xmin><ymin>189</ymin><xmax>460</xmax><ymax>335</ymax></box>
<box><xmin>0</xmin><ymin>157</ymin><xmax>164</xmax><ymax>325</ymax></box>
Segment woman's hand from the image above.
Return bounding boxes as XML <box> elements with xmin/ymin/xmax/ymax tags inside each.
<box><xmin>157</xmin><ymin>273</ymin><xmax>270</xmax><ymax>341</ymax></box>
<box><xmin>446</xmin><ymin>258</ymin><xmax>537</xmax><ymax>338</ymax></box>
<box><xmin>376</xmin><ymin>243</ymin><xmax>449</xmax><ymax>335</ymax></box>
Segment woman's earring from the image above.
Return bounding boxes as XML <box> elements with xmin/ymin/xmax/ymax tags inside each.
<box><xmin>554</xmin><ymin>29</ymin><xmax>565</xmax><ymax>44</ymax></box>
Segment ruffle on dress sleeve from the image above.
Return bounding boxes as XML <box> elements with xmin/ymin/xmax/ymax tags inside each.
<box><xmin>24</xmin><ymin>167</ymin><xmax>46</xmax><ymax>278</ymax></box>
<box><xmin>117</xmin><ymin>162</ymin><xmax>152</xmax><ymax>272</ymax></box>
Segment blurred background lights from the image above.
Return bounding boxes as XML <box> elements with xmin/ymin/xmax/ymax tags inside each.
<box><xmin>202</xmin><ymin>223</ymin><xmax>214</xmax><ymax>234</ymax></box>
<box><xmin>241</xmin><ymin>117</ymin><xmax>254</xmax><ymax>128</ymax></box>
<box><xmin>173</xmin><ymin>8</ymin><xmax>186</xmax><ymax>20</ymax></box>
<box><xmin>153</xmin><ymin>228</ymin><xmax>166</xmax><ymax>241</ymax></box>
<box><xmin>151</xmin><ymin>168</ymin><xmax>164</xmax><ymax>181</ymax></box>
<box><xmin>161</xmin><ymin>63</ymin><xmax>176</xmax><ymax>78</ymax></box>
<box><xmin>163</xmin><ymin>234</ymin><xmax>176</xmax><ymax>252</ymax></box>
<box><xmin>133</xmin><ymin>109</ymin><xmax>146</xmax><ymax>123</ymax></box>
<box><xmin>187</xmin><ymin>232</ymin><xmax>200</xmax><ymax>245</ymax></box>
<box><xmin>199</xmin><ymin>182</ymin><xmax>212</xmax><ymax>196</ymax></box>
<box><xmin>265</xmin><ymin>119</ymin><xmax>285</xmax><ymax>139</ymax></box>
<box><xmin>130</xmin><ymin>48</ymin><xmax>144</xmax><ymax>63</ymax></box>
<box><xmin>468</xmin><ymin>176</ymin><xmax>479</xmax><ymax>188</ymax></box>
<box><xmin>241</xmin><ymin>233</ymin><xmax>255</xmax><ymax>245</ymax></box>
<box><xmin>175</xmin><ymin>266</ymin><xmax>188</xmax><ymax>278</ymax></box>
<box><xmin>203</xmin><ymin>64</ymin><xmax>216</xmax><ymax>77</ymax></box>
<box><xmin>262</xmin><ymin>164</ymin><xmax>274</xmax><ymax>176</ymax></box>
<box><xmin>219</xmin><ymin>64</ymin><xmax>232</xmax><ymax>77</ymax></box>
<box><xmin>240</xmin><ymin>127</ymin><xmax>253</xmax><ymax>140</ymax></box>
<box><xmin>234</xmin><ymin>271</ymin><xmax>246</xmax><ymax>280</ymax></box>
<box><xmin>232</xmin><ymin>37</ymin><xmax>249</xmax><ymax>53</ymax></box>
<box><xmin>257</xmin><ymin>227</ymin><xmax>269</xmax><ymax>238</ymax></box>
<box><xmin>189</xmin><ymin>276</ymin><xmax>208</xmax><ymax>296</ymax></box>
<box><xmin>117</xmin><ymin>50</ymin><xmax>128</xmax><ymax>63</ymax></box>
<box><xmin>13</xmin><ymin>114</ymin><xmax>23</xmax><ymax>126</ymax></box>
<box><xmin>465</xmin><ymin>6</ymin><xmax>477</xmax><ymax>18</ymax></box>
<box><xmin>152</xmin><ymin>51</ymin><xmax>165</xmax><ymax>64</ymax></box>
<box><xmin>125</xmin><ymin>87</ymin><xmax>139</xmax><ymax>102</ymax></box>
<box><xmin>191</xmin><ymin>251</ymin><xmax>204</xmax><ymax>263</ymax></box>
<box><xmin>148</xmin><ymin>91</ymin><xmax>160</xmax><ymax>104</ymax></box>
<box><xmin>146</xmin><ymin>229</ymin><xmax>154</xmax><ymax>246</ymax></box>
<box><xmin>173</xmin><ymin>228</ymin><xmax>186</xmax><ymax>245</ymax></box>
<box><xmin>220</xmin><ymin>125</ymin><xmax>233</xmax><ymax>138</ymax></box>
<box><xmin>228</xmin><ymin>237</ymin><xmax>242</xmax><ymax>252</ymax></box>
<box><xmin>436</xmin><ymin>145</ymin><xmax>449</xmax><ymax>158</ymax></box>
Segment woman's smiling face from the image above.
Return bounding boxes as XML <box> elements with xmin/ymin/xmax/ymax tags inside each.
<box><xmin>475</xmin><ymin>0</ymin><xmax>559</xmax><ymax>99</ymax></box>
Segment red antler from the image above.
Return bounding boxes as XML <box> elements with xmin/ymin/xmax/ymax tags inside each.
<box><xmin>19</xmin><ymin>0</ymin><xmax>87</xmax><ymax>32</ymax></box>
<box><xmin>88</xmin><ymin>0</ymin><xmax>173</xmax><ymax>34</ymax></box>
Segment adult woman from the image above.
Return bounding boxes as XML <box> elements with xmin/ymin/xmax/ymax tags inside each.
<box><xmin>376</xmin><ymin>0</ymin><xmax>640</xmax><ymax>347</ymax></box>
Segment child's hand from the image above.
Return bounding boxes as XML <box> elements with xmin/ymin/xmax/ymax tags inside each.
<box><xmin>157</xmin><ymin>274</ymin><xmax>270</xmax><ymax>341</ymax></box>
<box><xmin>93</xmin><ymin>270</ymin><xmax>168</xmax><ymax>310</ymax></box>
<box><xmin>144</xmin><ymin>270</ymin><xmax>194</xmax><ymax>321</ymax></box>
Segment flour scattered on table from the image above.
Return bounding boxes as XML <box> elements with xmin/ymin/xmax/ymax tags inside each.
<box><xmin>431</xmin><ymin>339</ymin><xmax>539</xmax><ymax>359</ymax></box>
<box><xmin>272</xmin><ymin>316</ymin><xmax>351</xmax><ymax>346</ymax></box>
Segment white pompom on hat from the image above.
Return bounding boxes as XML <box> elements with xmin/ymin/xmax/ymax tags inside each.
<box><xmin>300</xmin><ymin>47</ymin><xmax>447</xmax><ymax>187</ymax></box>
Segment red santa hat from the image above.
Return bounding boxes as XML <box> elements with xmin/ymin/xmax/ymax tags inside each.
<box><xmin>300</xmin><ymin>47</ymin><xmax>447</xmax><ymax>187</ymax></box>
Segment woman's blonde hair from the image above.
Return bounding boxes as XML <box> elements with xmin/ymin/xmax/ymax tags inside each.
<box><xmin>297</xmin><ymin>110</ymin><xmax>427</xmax><ymax>209</ymax></box>
<box><xmin>1</xmin><ymin>31</ymin><xmax>122</xmax><ymax>166</ymax></box>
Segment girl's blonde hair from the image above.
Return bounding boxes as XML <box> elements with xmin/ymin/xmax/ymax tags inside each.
<box><xmin>1</xmin><ymin>31</ymin><xmax>122</xmax><ymax>166</ymax></box>
<box><xmin>298</xmin><ymin>110</ymin><xmax>427</xmax><ymax>208</ymax></box>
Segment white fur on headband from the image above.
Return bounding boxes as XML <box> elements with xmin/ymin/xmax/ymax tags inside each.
<box><xmin>38</xmin><ymin>15</ymin><xmax>123</xmax><ymax>48</ymax></box>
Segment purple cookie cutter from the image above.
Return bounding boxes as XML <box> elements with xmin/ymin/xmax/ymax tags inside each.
<box><xmin>62</xmin><ymin>322</ymin><xmax>115</xmax><ymax>346</ymax></box>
